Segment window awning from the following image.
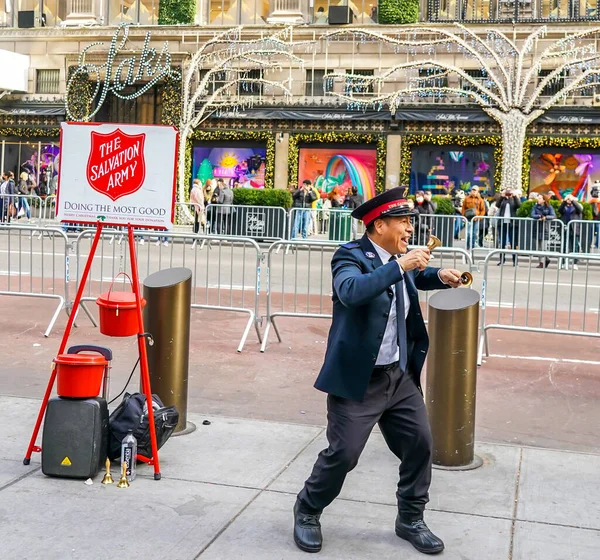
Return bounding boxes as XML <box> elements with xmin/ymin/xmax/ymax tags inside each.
<box><xmin>0</xmin><ymin>50</ymin><xmax>30</xmax><ymax>93</ymax></box>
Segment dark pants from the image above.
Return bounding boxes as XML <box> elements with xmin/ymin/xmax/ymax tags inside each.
<box><xmin>297</xmin><ymin>365</ymin><xmax>433</xmax><ymax>520</ymax></box>
<box><xmin>498</xmin><ymin>222</ymin><xmax>518</xmax><ymax>264</ymax></box>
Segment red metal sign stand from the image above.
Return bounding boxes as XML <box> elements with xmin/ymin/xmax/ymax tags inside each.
<box><xmin>23</xmin><ymin>222</ymin><xmax>162</xmax><ymax>480</ymax></box>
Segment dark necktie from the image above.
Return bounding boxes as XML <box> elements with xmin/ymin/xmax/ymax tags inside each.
<box><xmin>389</xmin><ymin>256</ymin><xmax>408</xmax><ymax>372</ymax></box>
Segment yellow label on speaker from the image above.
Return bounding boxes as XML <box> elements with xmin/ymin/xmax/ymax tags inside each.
<box><xmin>61</xmin><ymin>456</ymin><xmax>72</xmax><ymax>466</ymax></box>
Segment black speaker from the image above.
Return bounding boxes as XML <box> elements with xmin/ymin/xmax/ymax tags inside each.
<box><xmin>328</xmin><ymin>6</ymin><xmax>353</xmax><ymax>24</ymax></box>
<box><xmin>42</xmin><ymin>397</ymin><xmax>109</xmax><ymax>479</ymax></box>
<box><xmin>18</xmin><ymin>10</ymin><xmax>36</xmax><ymax>28</ymax></box>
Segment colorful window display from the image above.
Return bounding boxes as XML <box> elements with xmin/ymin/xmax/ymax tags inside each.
<box><xmin>0</xmin><ymin>139</ymin><xmax>60</xmax><ymax>195</ymax></box>
<box><xmin>409</xmin><ymin>147</ymin><xmax>495</xmax><ymax>195</ymax></box>
<box><xmin>529</xmin><ymin>149</ymin><xmax>600</xmax><ymax>200</ymax></box>
<box><xmin>297</xmin><ymin>145</ymin><xmax>377</xmax><ymax>200</ymax></box>
<box><xmin>192</xmin><ymin>142</ymin><xmax>267</xmax><ymax>188</ymax></box>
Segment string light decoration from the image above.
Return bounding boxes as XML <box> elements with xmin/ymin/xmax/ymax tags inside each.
<box><xmin>288</xmin><ymin>132</ymin><xmax>386</xmax><ymax>193</ymax></box>
<box><xmin>176</xmin><ymin>26</ymin><xmax>312</xmax><ymax>220</ymax></box>
<box><xmin>324</xmin><ymin>24</ymin><xmax>600</xmax><ymax>193</ymax></box>
<box><xmin>399</xmin><ymin>134</ymin><xmax>503</xmax><ymax>190</ymax></box>
<box><xmin>65</xmin><ymin>23</ymin><xmax>180</xmax><ymax>122</ymax></box>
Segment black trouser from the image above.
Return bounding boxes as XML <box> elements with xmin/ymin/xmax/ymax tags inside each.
<box><xmin>297</xmin><ymin>364</ymin><xmax>433</xmax><ymax>520</ymax></box>
<box><xmin>193</xmin><ymin>211</ymin><xmax>200</xmax><ymax>234</ymax></box>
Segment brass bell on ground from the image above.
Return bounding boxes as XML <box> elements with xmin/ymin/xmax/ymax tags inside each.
<box><xmin>117</xmin><ymin>462</ymin><xmax>130</xmax><ymax>488</ymax></box>
<box><xmin>101</xmin><ymin>457</ymin><xmax>114</xmax><ymax>485</ymax></box>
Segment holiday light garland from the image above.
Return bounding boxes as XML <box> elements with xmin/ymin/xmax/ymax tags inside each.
<box><xmin>288</xmin><ymin>132</ymin><xmax>386</xmax><ymax>193</ymax></box>
<box><xmin>160</xmin><ymin>73</ymin><xmax>182</xmax><ymax>127</ymax></box>
<box><xmin>324</xmin><ymin>23</ymin><xmax>600</xmax><ymax>193</ymax></box>
<box><xmin>399</xmin><ymin>134</ymin><xmax>503</xmax><ymax>191</ymax></box>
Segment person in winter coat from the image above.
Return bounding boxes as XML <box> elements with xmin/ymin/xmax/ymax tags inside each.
<box><xmin>531</xmin><ymin>194</ymin><xmax>556</xmax><ymax>268</ymax></box>
<box><xmin>461</xmin><ymin>186</ymin><xmax>486</xmax><ymax>250</ymax></box>
<box><xmin>559</xmin><ymin>194</ymin><xmax>583</xmax><ymax>268</ymax></box>
<box><xmin>497</xmin><ymin>189</ymin><xmax>522</xmax><ymax>265</ymax></box>
<box><xmin>190</xmin><ymin>179</ymin><xmax>205</xmax><ymax>235</ymax></box>
<box><xmin>292</xmin><ymin>180</ymin><xmax>317</xmax><ymax>239</ymax></box>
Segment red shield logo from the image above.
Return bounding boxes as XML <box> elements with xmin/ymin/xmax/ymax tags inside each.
<box><xmin>86</xmin><ymin>129</ymin><xmax>146</xmax><ymax>201</ymax></box>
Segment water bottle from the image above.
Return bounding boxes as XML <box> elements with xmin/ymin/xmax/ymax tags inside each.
<box><xmin>121</xmin><ymin>430</ymin><xmax>137</xmax><ymax>481</ymax></box>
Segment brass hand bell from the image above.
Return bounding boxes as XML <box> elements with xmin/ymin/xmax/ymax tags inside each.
<box><xmin>426</xmin><ymin>235</ymin><xmax>442</xmax><ymax>251</ymax></box>
<box><xmin>117</xmin><ymin>461</ymin><xmax>130</xmax><ymax>488</ymax></box>
<box><xmin>101</xmin><ymin>457</ymin><xmax>114</xmax><ymax>485</ymax></box>
<box><xmin>426</xmin><ymin>235</ymin><xmax>473</xmax><ymax>287</ymax></box>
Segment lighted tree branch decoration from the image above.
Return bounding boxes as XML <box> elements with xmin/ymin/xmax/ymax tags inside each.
<box><xmin>177</xmin><ymin>26</ymin><xmax>309</xmax><ymax>220</ymax></box>
<box><xmin>325</xmin><ymin>24</ymin><xmax>600</xmax><ymax>193</ymax></box>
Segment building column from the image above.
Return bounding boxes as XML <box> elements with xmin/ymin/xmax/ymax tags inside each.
<box><xmin>386</xmin><ymin>133</ymin><xmax>402</xmax><ymax>190</ymax></box>
<box><xmin>63</xmin><ymin>0</ymin><xmax>97</xmax><ymax>26</ymax></box>
<box><xmin>273</xmin><ymin>132</ymin><xmax>290</xmax><ymax>189</ymax></box>
<box><xmin>267</xmin><ymin>0</ymin><xmax>305</xmax><ymax>24</ymax></box>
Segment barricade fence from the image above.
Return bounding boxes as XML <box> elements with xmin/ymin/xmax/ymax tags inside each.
<box><xmin>0</xmin><ymin>224</ymin><xmax>70</xmax><ymax>336</ymax></box>
<box><xmin>565</xmin><ymin>220</ymin><xmax>600</xmax><ymax>265</ymax></box>
<box><xmin>2</xmin><ymin>222</ymin><xmax>600</xmax><ymax>359</ymax></box>
<box><xmin>73</xmin><ymin>230</ymin><xmax>263</xmax><ymax>352</ymax></box>
<box><xmin>205</xmin><ymin>204</ymin><xmax>288</xmax><ymax>242</ymax></box>
<box><xmin>260</xmin><ymin>240</ymin><xmax>474</xmax><ymax>352</ymax></box>
<box><xmin>478</xmin><ymin>248</ymin><xmax>600</xmax><ymax>365</ymax></box>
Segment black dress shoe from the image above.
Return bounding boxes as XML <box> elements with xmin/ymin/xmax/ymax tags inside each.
<box><xmin>395</xmin><ymin>516</ymin><xmax>444</xmax><ymax>555</ymax></box>
<box><xmin>293</xmin><ymin>501</ymin><xmax>322</xmax><ymax>553</ymax></box>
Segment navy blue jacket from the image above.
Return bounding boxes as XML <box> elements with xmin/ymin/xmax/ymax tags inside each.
<box><xmin>314</xmin><ymin>234</ymin><xmax>449</xmax><ymax>401</ymax></box>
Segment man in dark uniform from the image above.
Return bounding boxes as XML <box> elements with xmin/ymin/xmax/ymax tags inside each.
<box><xmin>293</xmin><ymin>187</ymin><xmax>462</xmax><ymax>555</ymax></box>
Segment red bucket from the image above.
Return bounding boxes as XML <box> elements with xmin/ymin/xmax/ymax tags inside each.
<box><xmin>96</xmin><ymin>273</ymin><xmax>145</xmax><ymax>337</ymax></box>
<box><xmin>55</xmin><ymin>353</ymin><xmax>107</xmax><ymax>398</ymax></box>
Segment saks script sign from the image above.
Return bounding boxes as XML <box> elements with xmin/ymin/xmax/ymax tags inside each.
<box><xmin>57</xmin><ymin>122</ymin><xmax>178</xmax><ymax>229</ymax></box>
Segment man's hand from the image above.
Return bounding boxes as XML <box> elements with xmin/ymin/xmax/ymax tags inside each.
<box><xmin>397</xmin><ymin>249</ymin><xmax>430</xmax><ymax>272</ymax></box>
<box><xmin>439</xmin><ymin>268</ymin><xmax>463</xmax><ymax>288</ymax></box>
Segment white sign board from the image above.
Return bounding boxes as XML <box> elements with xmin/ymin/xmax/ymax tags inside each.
<box><xmin>56</xmin><ymin>122</ymin><xmax>178</xmax><ymax>229</ymax></box>
<box><xmin>0</xmin><ymin>50</ymin><xmax>29</xmax><ymax>92</ymax></box>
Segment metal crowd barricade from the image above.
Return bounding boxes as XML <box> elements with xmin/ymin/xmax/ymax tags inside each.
<box><xmin>205</xmin><ymin>203</ymin><xmax>288</xmax><ymax>242</ymax></box>
<box><xmin>564</xmin><ymin>220</ymin><xmax>600</xmax><ymax>266</ymax></box>
<box><xmin>411</xmin><ymin>213</ymin><xmax>468</xmax><ymax>250</ymax></box>
<box><xmin>288</xmin><ymin>207</ymin><xmax>364</xmax><ymax>243</ymax></box>
<box><xmin>40</xmin><ymin>195</ymin><xmax>58</xmax><ymax>226</ymax></box>
<box><xmin>74</xmin><ymin>229</ymin><xmax>263</xmax><ymax>352</ymax></box>
<box><xmin>260</xmin><ymin>240</ymin><xmax>475</xmax><ymax>352</ymax></box>
<box><xmin>0</xmin><ymin>224</ymin><xmax>70</xmax><ymax>336</ymax></box>
<box><xmin>260</xmin><ymin>239</ymin><xmax>337</xmax><ymax>352</ymax></box>
<box><xmin>470</xmin><ymin>216</ymin><xmax>565</xmax><ymax>261</ymax></box>
<box><xmin>477</xmin><ymin>248</ymin><xmax>600</xmax><ymax>365</ymax></box>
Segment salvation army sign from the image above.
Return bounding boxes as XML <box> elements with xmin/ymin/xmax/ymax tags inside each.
<box><xmin>87</xmin><ymin>129</ymin><xmax>146</xmax><ymax>200</ymax></box>
<box><xmin>57</xmin><ymin>122</ymin><xmax>178</xmax><ymax>229</ymax></box>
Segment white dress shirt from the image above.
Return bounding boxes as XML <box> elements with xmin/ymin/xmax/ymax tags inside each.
<box><xmin>368</xmin><ymin>238</ymin><xmax>410</xmax><ymax>366</ymax></box>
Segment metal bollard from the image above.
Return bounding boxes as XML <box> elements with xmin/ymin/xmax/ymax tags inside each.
<box><xmin>143</xmin><ymin>267</ymin><xmax>193</xmax><ymax>434</ymax></box>
<box><xmin>426</xmin><ymin>289</ymin><xmax>482</xmax><ymax>470</ymax></box>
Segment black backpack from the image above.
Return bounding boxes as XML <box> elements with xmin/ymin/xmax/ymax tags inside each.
<box><xmin>108</xmin><ymin>392</ymin><xmax>179</xmax><ymax>460</ymax></box>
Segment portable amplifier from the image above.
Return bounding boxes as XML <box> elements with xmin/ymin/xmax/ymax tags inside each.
<box><xmin>41</xmin><ymin>397</ymin><xmax>109</xmax><ymax>479</ymax></box>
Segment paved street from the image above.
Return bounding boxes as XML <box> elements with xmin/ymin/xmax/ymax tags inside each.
<box><xmin>1</xmin><ymin>396</ymin><xmax>598</xmax><ymax>560</ymax></box>
<box><xmin>0</xmin><ymin>229</ymin><xmax>598</xmax><ymax>559</ymax></box>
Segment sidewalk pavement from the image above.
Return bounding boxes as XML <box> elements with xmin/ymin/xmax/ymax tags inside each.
<box><xmin>1</xmin><ymin>396</ymin><xmax>598</xmax><ymax>560</ymax></box>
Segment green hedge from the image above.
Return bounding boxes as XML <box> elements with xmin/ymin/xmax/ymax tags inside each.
<box><xmin>517</xmin><ymin>199</ymin><xmax>592</xmax><ymax>220</ymax></box>
<box><xmin>158</xmin><ymin>0</ymin><xmax>195</xmax><ymax>24</ymax></box>
<box><xmin>233</xmin><ymin>189</ymin><xmax>293</xmax><ymax>209</ymax></box>
<box><xmin>433</xmin><ymin>196</ymin><xmax>455</xmax><ymax>215</ymax></box>
<box><xmin>378</xmin><ymin>0</ymin><xmax>419</xmax><ymax>24</ymax></box>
